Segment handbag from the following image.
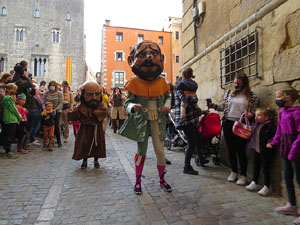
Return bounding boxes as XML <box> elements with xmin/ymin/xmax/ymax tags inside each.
<box><xmin>232</xmin><ymin>113</ymin><xmax>253</xmax><ymax>139</ymax></box>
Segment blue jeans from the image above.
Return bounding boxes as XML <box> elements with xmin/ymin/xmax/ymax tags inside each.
<box><xmin>28</xmin><ymin>110</ymin><xmax>41</xmax><ymax>142</ymax></box>
<box><xmin>282</xmin><ymin>158</ymin><xmax>300</xmax><ymax>206</ymax></box>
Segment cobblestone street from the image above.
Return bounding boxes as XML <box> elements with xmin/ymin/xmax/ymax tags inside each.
<box><xmin>0</xmin><ymin>128</ymin><xmax>296</xmax><ymax>225</ymax></box>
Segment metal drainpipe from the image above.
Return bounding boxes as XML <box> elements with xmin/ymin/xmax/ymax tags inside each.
<box><xmin>193</xmin><ymin>0</ymin><xmax>198</xmax><ymax>56</ymax></box>
<box><xmin>180</xmin><ymin>0</ymin><xmax>288</xmax><ymax>72</ymax></box>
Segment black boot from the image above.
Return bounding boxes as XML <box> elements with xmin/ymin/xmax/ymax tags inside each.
<box><xmin>134</xmin><ymin>175</ymin><xmax>142</xmax><ymax>195</ymax></box>
<box><xmin>81</xmin><ymin>159</ymin><xmax>87</xmax><ymax>168</ymax></box>
<box><xmin>94</xmin><ymin>158</ymin><xmax>100</xmax><ymax>168</ymax></box>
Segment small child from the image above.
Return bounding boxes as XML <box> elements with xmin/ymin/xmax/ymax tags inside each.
<box><xmin>175</xmin><ymin>67</ymin><xmax>200</xmax><ymax>119</ymax></box>
<box><xmin>16</xmin><ymin>93</ymin><xmax>30</xmax><ymax>154</ymax></box>
<box><xmin>267</xmin><ymin>88</ymin><xmax>300</xmax><ymax>224</ymax></box>
<box><xmin>41</xmin><ymin>102</ymin><xmax>56</xmax><ymax>151</ymax></box>
<box><xmin>1</xmin><ymin>83</ymin><xmax>22</xmax><ymax>158</ymax></box>
<box><xmin>246</xmin><ymin>107</ymin><xmax>275</xmax><ymax>196</ymax></box>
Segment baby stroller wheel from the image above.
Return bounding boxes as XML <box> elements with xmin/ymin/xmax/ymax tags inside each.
<box><xmin>213</xmin><ymin>156</ymin><xmax>221</xmax><ymax>166</ymax></box>
<box><xmin>164</xmin><ymin>139</ymin><xmax>172</xmax><ymax>150</ymax></box>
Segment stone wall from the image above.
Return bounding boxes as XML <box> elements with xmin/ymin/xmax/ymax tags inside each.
<box><xmin>0</xmin><ymin>0</ymin><xmax>85</xmax><ymax>89</ymax></box>
<box><xmin>182</xmin><ymin>0</ymin><xmax>300</xmax><ymax>202</ymax></box>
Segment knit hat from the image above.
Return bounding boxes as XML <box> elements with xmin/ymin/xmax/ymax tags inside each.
<box><xmin>17</xmin><ymin>93</ymin><xmax>26</xmax><ymax>99</ymax></box>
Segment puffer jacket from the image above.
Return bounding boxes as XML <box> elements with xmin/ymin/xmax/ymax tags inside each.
<box><xmin>1</xmin><ymin>96</ymin><xmax>22</xmax><ymax>124</ymax></box>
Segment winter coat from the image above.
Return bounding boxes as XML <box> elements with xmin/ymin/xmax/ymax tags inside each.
<box><xmin>248</xmin><ymin>120</ymin><xmax>276</xmax><ymax>160</ymax></box>
<box><xmin>174</xmin><ymin>79</ymin><xmax>201</xmax><ymax>129</ymax></box>
<box><xmin>68</xmin><ymin>102</ymin><xmax>107</xmax><ymax>160</ymax></box>
<box><xmin>109</xmin><ymin>94</ymin><xmax>126</xmax><ymax>120</ymax></box>
<box><xmin>1</xmin><ymin>96</ymin><xmax>22</xmax><ymax>124</ymax></box>
<box><xmin>270</xmin><ymin>106</ymin><xmax>300</xmax><ymax>162</ymax></box>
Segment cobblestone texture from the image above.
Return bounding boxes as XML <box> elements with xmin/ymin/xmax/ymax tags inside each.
<box><xmin>0</xmin><ymin>127</ymin><xmax>297</xmax><ymax>224</ymax></box>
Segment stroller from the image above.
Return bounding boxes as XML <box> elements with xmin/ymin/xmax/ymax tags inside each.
<box><xmin>195</xmin><ymin>112</ymin><xmax>222</xmax><ymax>165</ymax></box>
<box><xmin>164</xmin><ymin>109</ymin><xmax>222</xmax><ymax>166</ymax></box>
<box><xmin>164</xmin><ymin>109</ymin><xmax>187</xmax><ymax>150</ymax></box>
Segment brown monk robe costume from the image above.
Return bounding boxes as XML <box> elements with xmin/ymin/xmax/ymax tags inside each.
<box><xmin>68</xmin><ymin>81</ymin><xmax>107</xmax><ymax>168</ymax></box>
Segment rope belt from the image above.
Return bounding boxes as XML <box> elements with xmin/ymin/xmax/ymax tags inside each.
<box><xmin>88</xmin><ymin>124</ymin><xmax>98</xmax><ymax>156</ymax></box>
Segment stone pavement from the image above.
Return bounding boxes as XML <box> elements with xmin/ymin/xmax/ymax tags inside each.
<box><xmin>0</xmin><ymin>128</ymin><xmax>297</xmax><ymax>225</ymax></box>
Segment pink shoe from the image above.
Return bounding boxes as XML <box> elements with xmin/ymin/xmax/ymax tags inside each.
<box><xmin>293</xmin><ymin>216</ymin><xmax>300</xmax><ymax>225</ymax></box>
<box><xmin>275</xmin><ymin>202</ymin><xmax>299</xmax><ymax>216</ymax></box>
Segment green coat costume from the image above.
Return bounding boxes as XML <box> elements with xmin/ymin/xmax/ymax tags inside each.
<box><xmin>118</xmin><ymin>92</ymin><xmax>170</xmax><ymax>146</ymax></box>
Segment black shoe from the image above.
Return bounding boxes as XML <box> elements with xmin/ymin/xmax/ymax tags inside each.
<box><xmin>94</xmin><ymin>161</ymin><xmax>100</xmax><ymax>168</ymax></box>
<box><xmin>183</xmin><ymin>166</ymin><xmax>199</xmax><ymax>175</ymax></box>
<box><xmin>134</xmin><ymin>176</ymin><xmax>142</xmax><ymax>195</ymax></box>
<box><xmin>165</xmin><ymin>158</ymin><xmax>171</xmax><ymax>165</ymax></box>
<box><xmin>57</xmin><ymin>142</ymin><xmax>62</xmax><ymax>147</ymax></box>
<box><xmin>81</xmin><ymin>160</ymin><xmax>87</xmax><ymax>169</ymax></box>
<box><xmin>160</xmin><ymin>179</ymin><xmax>172</xmax><ymax>192</ymax></box>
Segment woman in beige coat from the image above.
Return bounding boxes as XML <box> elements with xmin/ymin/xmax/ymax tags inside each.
<box><xmin>109</xmin><ymin>87</ymin><xmax>126</xmax><ymax>133</ymax></box>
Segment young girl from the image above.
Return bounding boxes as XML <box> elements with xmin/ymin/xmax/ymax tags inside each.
<box><xmin>16</xmin><ymin>93</ymin><xmax>29</xmax><ymax>154</ymax></box>
<box><xmin>1</xmin><ymin>83</ymin><xmax>22</xmax><ymax>158</ymax></box>
<box><xmin>267</xmin><ymin>88</ymin><xmax>300</xmax><ymax>224</ymax></box>
<box><xmin>246</xmin><ymin>107</ymin><xmax>275</xmax><ymax>196</ymax></box>
<box><xmin>41</xmin><ymin>102</ymin><xmax>56</xmax><ymax>151</ymax></box>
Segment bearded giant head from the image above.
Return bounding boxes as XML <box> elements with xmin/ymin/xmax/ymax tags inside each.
<box><xmin>80</xmin><ymin>81</ymin><xmax>102</xmax><ymax>109</ymax></box>
<box><xmin>127</xmin><ymin>40</ymin><xmax>164</xmax><ymax>82</ymax></box>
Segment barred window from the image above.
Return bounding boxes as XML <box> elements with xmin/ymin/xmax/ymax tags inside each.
<box><xmin>220</xmin><ymin>30</ymin><xmax>258</xmax><ymax>88</ymax></box>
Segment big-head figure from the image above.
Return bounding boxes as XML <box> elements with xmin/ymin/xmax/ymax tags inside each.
<box><xmin>68</xmin><ymin>81</ymin><xmax>107</xmax><ymax>169</ymax></box>
<box><xmin>119</xmin><ymin>40</ymin><xmax>172</xmax><ymax>195</ymax></box>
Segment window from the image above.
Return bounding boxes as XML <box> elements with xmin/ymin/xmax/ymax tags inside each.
<box><xmin>175</xmin><ymin>55</ymin><xmax>180</xmax><ymax>63</ymax></box>
<box><xmin>52</xmin><ymin>29</ymin><xmax>60</xmax><ymax>43</ymax></box>
<box><xmin>2</xmin><ymin>7</ymin><xmax>6</xmax><ymax>15</ymax></box>
<box><xmin>175</xmin><ymin>31</ymin><xmax>179</xmax><ymax>40</ymax></box>
<box><xmin>114</xmin><ymin>71</ymin><xmax>124</xmax><ymax>87</ymax></box>
<box><xmin>138</xmin><ymin>34</ymin><xmax>144</xmax><ymax>43</ymax></box>
<box><xmin>66</xmin><ymin>12</ymin><xmax>71</xmax><ymax>21</ymax></box>
<box><xmin>16</xmin><ymin>28</ymin><xmax>25</xmax><ymax>41</ymax></box>
<box><xmin>220</xmin><ymin>30</ymin><xmax>257</xmax><ymax>88</ymax></box>
<box><xmin>0</xmin><ymin>57</ymin><xmax>5</xmax><ymax>73</ymax></box>
<box><xmin>116</xmin><ymin>32</ymin><xmax>123</xmax><ymax>42</ymax></box>
<box><xmin>158</xmin><ymin>36</ymin><xmax>163</xmax><ymax>45</ymax></box>
<box><xmin>115</xmin><ymin>51</ymin><xmax>123</xmax><ymax>61</ymax></box>
<box><xmin>33</xmin><ymin>57</ymin><xmax>47</xmax><ymax>77</ymax></box>
<box><xmin>34</xmin><ymin>9</ymin><xmax>40</xmax><ymax>18</ymax></box>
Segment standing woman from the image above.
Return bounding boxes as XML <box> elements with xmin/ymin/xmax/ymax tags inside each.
<box><xmin>209</xmin><ymin>74</ymin><xmax>259</xmax><ymax>185</ymax></box>
<box><xmin>109</xmin><ymin>87</ymin><xmax>126</xmax><ymax>133</ymax></box>
<box><xmin>43</xmin><ymin>81</ymin><xmax>64</xmax><ymax>147</ymax></box>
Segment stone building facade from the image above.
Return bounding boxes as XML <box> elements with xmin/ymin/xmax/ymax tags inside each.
<box><xmin>181</xmin><ymin>0</ymin><xmax>300</xmax><ymax>200</ymax></box>
<box><xmin>0</xmin><ymin>0</ymin><xmax>85</xmax><ymax>89</ymax></box>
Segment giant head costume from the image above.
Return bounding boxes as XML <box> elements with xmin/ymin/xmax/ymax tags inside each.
<box><xmin>128</xmin><ymin>40</ymin><xmax>165</xmax><ymax>82</ymax></box>
<box><xmin>80</xmin><ymin>81</ymin><xmax>102</xmax><ymax>109</ymax></box>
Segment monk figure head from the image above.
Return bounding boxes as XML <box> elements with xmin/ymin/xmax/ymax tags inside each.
<box><xmin>80</xmin><ymin>81</ymin><xmax>102</xmax><ymax>109</ymax></box>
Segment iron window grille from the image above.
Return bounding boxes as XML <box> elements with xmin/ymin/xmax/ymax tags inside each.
<box><xmin>220</xmin><ymin>28</ymin><xmax>258</xmax><ymax>89</ymax></box>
